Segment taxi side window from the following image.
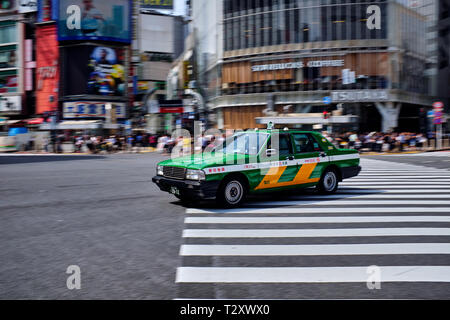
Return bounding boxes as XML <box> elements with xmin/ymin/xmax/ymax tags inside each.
<box><xmin>292</xmin><ymin>133</ymin><xmax>322</xmax><ymax>154</ymax></box>
<box><xmin>267</xmin><ymin>134</ymin><xmax>292</xmax><ymax>157</ymax></box>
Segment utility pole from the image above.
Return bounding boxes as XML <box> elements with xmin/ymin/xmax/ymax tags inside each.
<box><xmin>185</xmin><ymin>89</ymin><xmax>207</xmax><ymax>129</ymax></box>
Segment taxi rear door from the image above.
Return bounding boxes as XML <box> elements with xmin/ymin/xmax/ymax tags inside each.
<box><xmin>290</xmin><ymin>132</ymin><xmax>329</xmax><ymax>185</ymax></box>
<box><xmin>254</xmin><ymin>132</ymin><xmax>297</xmax><ymax>190</ymax></box>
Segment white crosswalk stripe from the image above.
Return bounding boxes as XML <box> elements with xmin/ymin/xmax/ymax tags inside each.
<box><xmin>176</xmin><ymin>266</ymin><xmax>450</xmax><ymax>283</ymax></box>
<box><xmin>175</xmin><ymin>158</ymin><xmax>450</xmax><ymax>299</ymax></box>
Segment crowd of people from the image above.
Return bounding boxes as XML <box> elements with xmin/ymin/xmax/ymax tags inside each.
<box><xmin>323</xmin><ymin>131</ymin><xmax>430</xmax><ymax>152</ymax></box>
<box><xmin>53</xmin><ymin>133</ymin><xmax>160</xmax><ymax>154</ymax></box>
<box><xmin>52</xmin><ymin>130</ymin><xmax>434</xmax><ymax>155</ymax></box>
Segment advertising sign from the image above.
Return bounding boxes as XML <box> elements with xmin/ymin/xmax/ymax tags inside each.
<box><xmin>0</xmin><ymin>96</ymin><xmax>21</xmax><ymax>113</ymax></box>
<box><xmin>62</xmin><ymin>45</ymin><xmax>127</xmax><ymax>97</ymax></box>
<box><xmin>0</xmin><ymin>0</ymin><xmax>17</xmax><ymax>12</ymax></box>
<box><xmin>433</xmin><ymin>102</ymin><xmax>444</xmax><ymax>112</ymax></box>
<box><xmin>19</xmin><ymin>0</ymin><xmax>37</xmax><ymax>13</ymax></box>
<box><xmin>434</xmin><ymin>112</ymin><xmax>443</xmax><ymax>125</ymax></box>
<box><xmin>141</xmin><ymin>0</ymin><xmax>173</xmax><ymax>10</ymax></box>
<box><xmin>251</xmin><ymin>60</ymin><xmax>345</xmax><ymax>72</ymax></box>
<box><xmin>159</xmin><ymin>100</ymin><xmax>183</xmax><ymax>114</ymax></box>
<box><xmin>331</xmin><ymin>90</ymin><xmax>389</xmax><ymax>103</ymax></box>
<box><xmin>36</xmin><ymin>25</ymin><xmax>59</xmax><ymax>115</ymax></box>
<box><xmin>0</xmin><ymin>72</ymin><xmax>18</xmax><ymax>93</ymax></box>
<box><xmin>37</xmin><ymin>0</ymin><xmax>57</xmax><ymax>22</ymax></box>
<box><xmin>58</xmin><ymin>0</ymin><xmax>131</xmax><ymax>43</ymax></box>
<box><xmin>63</xmin><ymin>101</ymin><xmax>127</xmax><ymax>119</ymax></box>
<box><xmin>433</xmin><ymin>102</ymin><xmax>444</xmax><ymax>125</ymax></box>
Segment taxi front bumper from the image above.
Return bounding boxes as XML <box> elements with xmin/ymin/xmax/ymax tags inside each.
<box><xmin>152</xmin><ymin>176</ymin><xmax>221</xmax><ymax>200</ymax></box>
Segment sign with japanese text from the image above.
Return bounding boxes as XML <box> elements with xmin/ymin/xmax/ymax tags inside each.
<box><xmin>63</xmin><ymin>101</ymin><xmax>127</xmax><ymax>119</ymax></box>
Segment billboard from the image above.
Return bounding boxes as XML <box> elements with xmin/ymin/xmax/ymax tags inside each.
<box><xmin>0</xmin><ymin>96</ymin><xmax>21</xmax><ymax>113</ymax></box>
<box><xmin>37</xmin><ymin>0</ymin><xmax>57</xmax><ymax>22</ymax></box>
<box><xmin>0</xmin><ymin>72</ymin><xmax>18</xmax><ymax>94</ymax></box>
<box><xmin>141</xmin><ymin>0</ymin><xmax>173</xmax><ymax>10</ymax></box>
<box><xmin>58</xmin><ymin>0</ymin><xmax>131</xmax><ymax>43</ymax></box>
<box><xmin>0</xmin><ymin>0</ymin><xmax>17</xmax><ymax>13</ymax></box>
<box><xmin>62</xmin><ymin>45</ymin><xmax>127</xmax><ymax>97</ymax></box>
<box><xmin>63</xmin><ymin>101</ymin><xmax>127</xmax><ymax>119</ymax></box>
<box><xmin>36</xmin><ymin>24</ymin><xmax>59</xmax><ymax>115</ymax></box>
<box><xmin>19</xmin><ymin>0</ymin><xmax>37</xmax><ymax>13</ymax></box>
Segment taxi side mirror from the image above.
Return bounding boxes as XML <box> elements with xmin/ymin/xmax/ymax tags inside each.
<box><xmin>266</xmin><ymin>149</ymin><xmax>277</xmax><ymax>157</ymax></box>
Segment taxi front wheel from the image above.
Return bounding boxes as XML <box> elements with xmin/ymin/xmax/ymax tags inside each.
<box><xmin>175</xmin><ymin>194</ymin><xmax>193</xmax><ymax>205</ymax></box>
<box><xmin>217</xmin><ymin>177</ymin><xmax>247</xmax><ymax>208</ymax></box>
<box><xmin>317</xmin><ymin>169</ymin><xmax>339</xmax><ymax>194</ymax></box>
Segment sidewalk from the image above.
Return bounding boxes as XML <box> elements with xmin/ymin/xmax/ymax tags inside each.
<box><xmin>0</xmin><ymin>147</ymin><xmax>157</xmax><ymax>156</ymax></box>
<box><xmin>3</xmin><ymin>148</ymin><xmax>450</xmax><ymax>157</ymax></box>
<box><xmin>360</xmin><ymin>147</ymin><xmax>450</xmax><ymax>156</ymax></box>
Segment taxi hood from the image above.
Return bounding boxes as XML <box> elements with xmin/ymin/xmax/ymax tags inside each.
<box><xmin>158</xmin><ymin>152</ymin><xmax>250</xmax><ymax>171</ymax></box>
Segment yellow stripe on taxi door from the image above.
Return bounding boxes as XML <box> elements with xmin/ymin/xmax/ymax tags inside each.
<box><xmin>255</xmin><ymin>163</ymin><xmax>320</xmax><ymax>190</ymax></box>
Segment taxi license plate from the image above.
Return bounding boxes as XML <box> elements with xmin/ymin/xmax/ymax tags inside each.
<box><xmin>170</xmin><ymin>186</ymin><xmax>180</xmax><ymax>196</ymax></box>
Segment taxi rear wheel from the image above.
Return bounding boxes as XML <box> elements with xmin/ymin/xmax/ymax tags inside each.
<box><xmin>317</xmin><ymin>169</ymin><xmax>339</xmax><ymax>194</ymax></box>
<box><xmin>217</xmin><ymin>176</ymin><xmax>247</xmax><ymax>208</ymax></box>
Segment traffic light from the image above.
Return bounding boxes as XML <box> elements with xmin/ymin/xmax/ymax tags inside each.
<box><xmin>323</xmin><ymin>111</ymin><xmax>330</xmax><ymax>119</ymax></box>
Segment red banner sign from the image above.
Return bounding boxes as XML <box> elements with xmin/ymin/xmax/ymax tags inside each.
<box><xmin>36</xmin><ymin>25</ymin><xmax>59</xmax><ymax>115</ymax></box>
<box><xmin>160</xmin><ymin>107</ymin><xmax>184</xmax><ymax>114</ymax></box>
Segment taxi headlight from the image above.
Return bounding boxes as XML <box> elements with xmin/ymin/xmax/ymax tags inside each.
<box><xmin>186</xmin><ymin>169</ymin><xmax>206</xmax><ymax>181</ymax></box>
<box><xmin>157</xmin><ymin>165</ymin><xmax>164</xmax><ymax>176</ymax></box>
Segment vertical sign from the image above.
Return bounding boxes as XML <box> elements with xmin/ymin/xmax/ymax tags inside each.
<box><xmin>433</xmin><ymin>102</ymin><xmax>444</xmax><ymax>150</ymax></box>
<box><xmin>36</xmin><ymin>25</ymin><xmax>59</xmax><ymax>114</ymax></box>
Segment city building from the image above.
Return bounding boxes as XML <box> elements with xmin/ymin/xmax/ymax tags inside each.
<box><xmin>438</xmin><ymin>0</ymin><xmax>450</xmax><ymax>114</ymax></box>
<box><xmin>176</xmin><ymin>0</ymin><xmax>440</xmax><ymax>133</ymax></box>
<box><xmin>136</xmin><ymin>2</ymin><xmax>192</xmax><ymax>133</ymax></box>
<box><xmin>32</xmin><ymin>0</ymin><xmax>133</xmax><ymax>134</ymax></box>
<box><xmin>0</xmin><ymin>1</ymin><xmax>37</xmax><ymax>121</ymax></box>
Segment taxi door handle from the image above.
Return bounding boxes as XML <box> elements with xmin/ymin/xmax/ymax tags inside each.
<box><xmin>320</xmin><ymin>152</ymin><xmax>327</xmax><ymax>158</ymax></box>
<box><xmin>287</xmin><ymin>156</ymin><xmax>294</xmax><ymax>161</ymax></box>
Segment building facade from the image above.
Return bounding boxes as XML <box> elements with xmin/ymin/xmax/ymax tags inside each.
<box><xmin>438</xmin><ymin>0</ymin><xmax>450</xmax><ymax>113</ymax></box>
<box><xmin>0</xmin><ymin>1</ymin><xmax>37</xmax><ymax>119</ymax></box>
<box><xmin>186</xmin><ymin>0</ymin><xmax>439</xmax><ymax>133</ymax></box>
<box><xmin>137</xmin><ymin>7</ymin><xmax>191</xmax><ymax>133</ymax></box>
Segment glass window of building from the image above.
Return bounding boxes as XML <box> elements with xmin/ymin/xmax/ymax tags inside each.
<box><xmin>0</xmin><ymin>23</ymin><xmax>17</xmax><ymax>44</ymax></box>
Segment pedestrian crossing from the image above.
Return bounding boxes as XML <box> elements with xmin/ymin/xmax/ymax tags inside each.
<box><xmin>175</xmin><ymin>158</ymin><xmax>450</xmax><ymax>299</ymax></box>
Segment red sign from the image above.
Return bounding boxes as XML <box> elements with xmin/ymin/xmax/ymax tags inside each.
<box><xmin>433</xmin><ymin>102</ymin><xmax>444</xmax><ymax>111</ymax></box>
<box><xmin>36</xmin><ymin>25</ymin><xmax>59</xmax><ymax>115</ymax></box>
<box><xmin>434</xmin><ymin>111</ymin><xmax>443</xmax><ymax>125</ymax></box>
<box><xmin>160</xmin><ymin>107</ymin><xmax>184</xmax><ymax>114</ymax></box>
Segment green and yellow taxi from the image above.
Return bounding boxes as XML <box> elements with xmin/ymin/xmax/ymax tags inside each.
<box><xmin>152</xmin><ymin>129</ymin><xmax>361</xmax><ymax>207</ymax></box>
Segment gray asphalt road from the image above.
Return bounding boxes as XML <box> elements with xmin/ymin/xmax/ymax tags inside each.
<box><xmin>1</xmin><ymin>153</ymin><xmax>449</xmax><ymax>299</ymax></box>
<box><xmin>366</xmin><ymin>151</ymin><xmax>450</xmax><ymax>170</ymax></box>
<box><xmin>0</xmin><ymin>153</ymin><xmax>184</xmax><ymax>299</ymax></box>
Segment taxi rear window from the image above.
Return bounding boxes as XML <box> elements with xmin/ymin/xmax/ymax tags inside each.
<box><xmin>292</xmin><ymin>133</ymin><xmax>322</xmax><ymax>153</ymax></box>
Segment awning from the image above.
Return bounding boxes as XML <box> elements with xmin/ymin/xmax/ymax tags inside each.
<box><xmin>26</xmin><ymin>118</ymin><xmax>44</xmax><ymax>125</ymax></box>
<box><xmin>1</xmin><ymin>120</ymin><xmax>22</xmax><ymax>125</ymax></box>
<box><xmin>40</xmin><ymin>120</ymin><xmax>102</xmax><ymax>130</ymax></box>
<box><xmin>256</xmin><ymin>115</ymin><xmax>359</xmax><ymax>125</ymax></box>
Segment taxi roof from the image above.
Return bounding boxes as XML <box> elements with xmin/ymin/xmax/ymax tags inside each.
<box><xmin>244</xmin><ymin>129</ymin><xmax>323</xmax><ymax>135</ymax></box>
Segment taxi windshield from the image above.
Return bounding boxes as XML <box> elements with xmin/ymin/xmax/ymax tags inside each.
<box><xmin>218</xmin><ymin>132</ymin><xmax>269</xmax><ymax>155</ymax></box>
